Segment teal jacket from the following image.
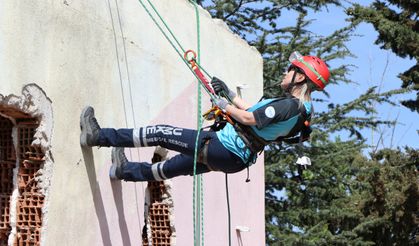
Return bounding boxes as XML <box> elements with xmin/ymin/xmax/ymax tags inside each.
<box><xmin>216</xmin><ymin>97</ymin><xmax>312</xmax><ymax>164</ymax></box>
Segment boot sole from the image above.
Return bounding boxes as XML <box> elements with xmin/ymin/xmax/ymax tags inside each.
<box><xmin>109</xmin><ymin>148</ymin><xmax>122</xmax><ymax>180</ymax></box>
<box><xmin>80</xmin><ymin>106</ymin><xmax>93</xmax><ymax>147</ymax></box>
<box><xmin>109</xmin><ymin>165</ymin><xmax>118</xmax><ymax>180</ymax></box>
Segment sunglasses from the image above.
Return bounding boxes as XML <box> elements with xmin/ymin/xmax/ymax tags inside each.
<box><xmin>287</xmin><ymin>65</ymin><xmax>305</xmax><ymax>74</ymax></box>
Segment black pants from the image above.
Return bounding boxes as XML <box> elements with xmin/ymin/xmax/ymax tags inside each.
<box><xmin>98</xmin><ymin>125</ymin><xmax>246</xmax><ymax>181</ymax></box>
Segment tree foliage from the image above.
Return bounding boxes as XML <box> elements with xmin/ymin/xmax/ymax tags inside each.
<box><xmin>200</xmin><ymin>1</ymin><xmax>418</xmax><ymax>245</ymax></box>
<box><xmin>347</xmin><ymin>0</ymin><xmax>419</xmax><ymax>112</ymax></box>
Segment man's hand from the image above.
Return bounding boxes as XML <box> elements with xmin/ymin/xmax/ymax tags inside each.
<box><xmin>212</xmin><ymin>97</ymin><xmax>229</xmax><ymax>110</ymax></box>
<box><xmin>211</xmin><ymin>77</ymin><xmax>236</xmax><ymax>99</ymax></box>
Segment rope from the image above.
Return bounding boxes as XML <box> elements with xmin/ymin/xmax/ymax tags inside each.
<box><xmin>106</xmin><ymin>0</ymin><xmax>145</xmax><ymax>231</ymax></box>
<box><xmin>144</xmin><ymin>0</ymin><xmax>213</xmax><ymax>79</ymax></box>
<box><xmin>189</xmin><ymin>1</ymin><xmax>204</xmax><ymax>245</ymax></box>
<box><xmin>137</xmin><ymin>1</ymin><xmax>206</xmax><ymax>245</ymax></box>
<box><xmin>225</xmin><ymin>174</ymin><xmax>232</xmax><ymax>246</ymax></box>
<box><xmin>137</xmin><ymin>0</ymin><xmax>217</xmax><ymax>101</ymax></box>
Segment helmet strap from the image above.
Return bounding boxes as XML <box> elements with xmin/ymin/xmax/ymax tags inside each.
<box><xmin>285</xmin><ymin>70</ymin><xmax>298</xmax><ymax>93</ymax></box>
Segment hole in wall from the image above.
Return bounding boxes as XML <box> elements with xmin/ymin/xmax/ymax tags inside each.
<box><xmin>0</xmin><ymin>84</ymin><xmax>53</xmax><ymax>246</ymax></box>
<box><xmin>142</xmin><ymin>148</ymin><xmax>175</xmax><ymax>246</ymax></box>
<box><xmin>0</xmin><ymin>117</ymin><xmax>15</xmax><ymax>244</ymax></box>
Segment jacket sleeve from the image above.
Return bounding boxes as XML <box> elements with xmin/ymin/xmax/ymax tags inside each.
<box><xmin>252</xmin><ymin>99</ymin><xmax>300</xmax><ymax>129</ymax></box>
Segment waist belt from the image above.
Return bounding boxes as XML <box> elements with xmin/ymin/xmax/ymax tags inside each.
<box><xmin>232</xmin><ymin>123</ymin><xmax>267</xmax><ymax>163</ymax></box>
<box><xmin>197</xmin><ymin>137</ymin><xmax>220</xmax><ymax>171</ymax></box>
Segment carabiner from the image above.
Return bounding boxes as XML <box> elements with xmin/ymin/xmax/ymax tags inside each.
<box><xmin>184</xmin><ymin>50</ymin><xmax>197</xmax><ymax>67</ymax></box>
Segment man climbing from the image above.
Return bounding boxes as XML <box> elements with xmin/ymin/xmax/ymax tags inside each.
<box><xmin>80</xmin><ymin>51</ymin><xmax>330</xmax><ymax>182</ymax></box>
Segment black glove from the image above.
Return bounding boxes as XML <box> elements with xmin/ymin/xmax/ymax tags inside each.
<box><xmin>211</xmin><ymin>77</ymin><xmax>236</xmax><ymax>99</ymax></box>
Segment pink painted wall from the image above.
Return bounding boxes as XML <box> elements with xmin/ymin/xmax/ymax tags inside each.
<box><xmin>151</xmin><ymin>83</ymin><xmax>265</xmax><ymax>245</ymax></box>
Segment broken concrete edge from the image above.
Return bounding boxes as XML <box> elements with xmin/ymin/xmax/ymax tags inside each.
<box><xmin>0</xmin><ymin>83</ymin><xmax>53</xmax><ymax>151</ymax></box>
<box><xmin>143</xmin><ymin>187</ymin><xmax>153</xmax><ymax>246</ymax></box>
<box><xmin>143</xmin><ymin>180</ymin><xmax>176</xmax><ymax>245</ymax></box>
<box><xmin>126</xmin><ymin>0</ymin><xmax>261</xmax><ymax>66</ymax></box>
<box><xmin>8</xmin><ymin>128</ymin><xmax>19</xmax><ymax>246</ymax></box>
<box><xmin>158</xmin><ymin>147</ymin><xmax>176</xmax><ymax>245</ymax></box>
<box><xmin>0</xmin><ymin>83</ymin><xmax>53</xmax><ymax>246</ymax></box>
<box><xmin>163</xmin><ymin>179</ymin><xmax>176</xmax><ymax>246</ymax></box>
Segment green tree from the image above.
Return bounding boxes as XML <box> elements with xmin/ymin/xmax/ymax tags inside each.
<box><xmin>351</xmin><ymin>148</ymin><xmax>419</xmax><ymax>245</ymax></box>
<box><xmin>347</xmin><ymin>0</ymin><xmax>419</xmax><ymax>112</ymax></box>
<box><xmin>264</xmin><ymin>86</ymin><xmax>410</xmax><ymax>245</ymax></box>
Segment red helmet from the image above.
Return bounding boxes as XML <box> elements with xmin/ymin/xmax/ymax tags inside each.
<box><xmin>289</xmin><ymin>52</ymin><xmax>330</xmax><ymax>90</ymax></box>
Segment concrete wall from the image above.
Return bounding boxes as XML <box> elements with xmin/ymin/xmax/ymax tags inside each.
<box><xmin>0</xmin><ymin>0</ymin><xmax>264</xmax><ymax>245</ymax></box>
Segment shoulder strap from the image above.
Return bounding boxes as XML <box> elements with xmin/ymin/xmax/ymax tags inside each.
<box><xmin>276</xmin><ymin>99</ymin><xmax>312</xmax><ymax>143</ymax></box>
